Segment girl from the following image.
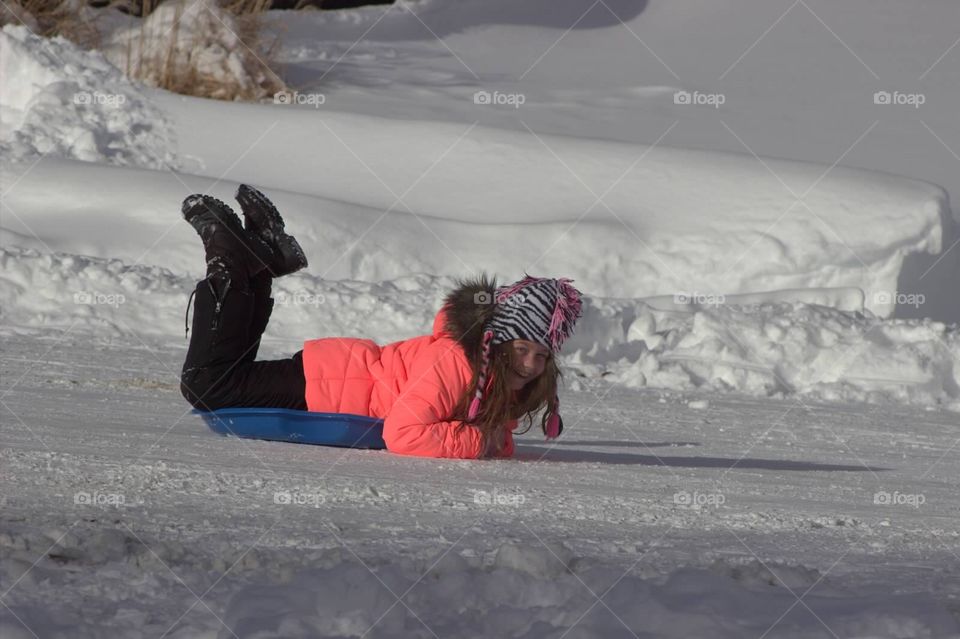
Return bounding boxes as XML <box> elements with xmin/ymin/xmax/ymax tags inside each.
<box><xmin>180</xmin><ymin>186</ymin><xmax>583</xmax><ymax>459</ymax></box>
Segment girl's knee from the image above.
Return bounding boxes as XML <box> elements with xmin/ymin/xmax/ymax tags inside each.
<box><xmin>180</xmin><ymin>367</ymin><xmax>219</xmax><ymax>410</ymax></box>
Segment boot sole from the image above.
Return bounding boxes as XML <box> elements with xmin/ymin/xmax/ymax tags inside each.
<box><xmin>182</xmin><ymin>194</ymin><xmax>275</xmax><ymax>276</ymax></box>
<box><xmin>236</xmin><ymin>184</ymin><xmax>286</xmax><ymax>237</ymax></box>
<box><xmin>270</xmin><ymin>235</ymin><xmax>309</xmax><ymax>277</ymax></box>
<box><xmin>235</xmin><ymin>185</ymin><xmax>308</xmax><ymax>276</ymax></box>
<box><xmin>182</xmin><ymin>194</ymin><xmax>244</xmax><ymax>233</ymax></box>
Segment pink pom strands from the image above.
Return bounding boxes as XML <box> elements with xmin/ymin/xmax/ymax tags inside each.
<box><xmin>546</xmin><ymin>278</ymin><xmax>583</xmax><ymax>352</ymax></box>
<box><xmin>545</xmin><ymin>410</ymin><xmax>562</xmax><ymax>439</ymax></box>
<box><xmin>468</xmin><ymin>329</ymin><xmax>495</xmax><ymax>420</ymax></box>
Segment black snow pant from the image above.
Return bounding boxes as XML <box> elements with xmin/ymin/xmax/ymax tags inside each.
<box><xmin>180</xmin><ymin>273</ymin><xmax>307</xmax><ymax>411</ymax></box>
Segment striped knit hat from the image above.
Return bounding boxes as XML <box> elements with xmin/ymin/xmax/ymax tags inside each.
<box><xmin>467</xmin><ymin>275</ymin><xmax>583</xmax><ymax>438</ymax></box>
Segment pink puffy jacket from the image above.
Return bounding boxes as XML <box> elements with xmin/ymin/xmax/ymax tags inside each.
<box><xmin>301</xmin><ymin>308</ymin><xmax>517</xmax><ymax>459</ymax></box>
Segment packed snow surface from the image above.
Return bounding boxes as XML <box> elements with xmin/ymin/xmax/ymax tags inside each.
<box><xmin>2</xmin><ymin>336</ymin><xmax>959</xmax><ymax>638</ymax></box>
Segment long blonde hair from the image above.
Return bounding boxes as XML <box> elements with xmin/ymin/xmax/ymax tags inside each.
<box><xmin>448</xmin><ymin>341</ymin><xmax>561</xmax><ymax>455</ymax></box>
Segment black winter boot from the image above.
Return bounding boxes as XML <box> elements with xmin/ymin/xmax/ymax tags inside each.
<box><xmin>235</xmin><ymin>184</ymin><xmax>308</xmax><ymax>278</ymax></box>
<box><xmin>182</xmin><ymin>194</ymin><xmax>278</xmax><ymax>280</ymax></box>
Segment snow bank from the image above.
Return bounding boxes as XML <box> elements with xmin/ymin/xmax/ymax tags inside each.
<box><xmin>1</xmin><ymin>526</ymin><xmax>955</xmax><ymax>638</ymax></box>
<box><xmin>159</xmin><ymin>94</ymin><xmax>948</xmax><ymax>319</ymax></box>
<box><xmin>2</xmin><ymin>244</ymin><xmax>957</xmax><ymax>412</ymax></box>
<box><xmin>0</xmin><ymin>245</ymin><xmax>451</xmax><ymax>349</ymax></box>
<box><xmin>0</xmin><ymin>25</ymin><xmax>178</xmax><ymax>169</ymax></box>
<box><xmin>571</xmin><ymin>296</ymin><xmax>960</xmax><ymax>413</ymax></box>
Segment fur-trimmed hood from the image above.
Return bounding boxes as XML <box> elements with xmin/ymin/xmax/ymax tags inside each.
<box><xmin>436</xmin><ymin>273</ymin><xmax>498</xmax><ymax>366</ymax></box>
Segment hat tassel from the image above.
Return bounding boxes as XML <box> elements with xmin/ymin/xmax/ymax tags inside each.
<box><xmin>468</xmin><ymin>329</ymin><xmax>495</xmax><ymax>420</ymax></box>
<box><xmin>545</xmin><ymin>412</ymin><xmax>562</xmax><ymax>439</ymax></box>
<box><xmin>545</xmin><ymin>395</ymin><xmax>562</xmax><ymax>439</ymax></box>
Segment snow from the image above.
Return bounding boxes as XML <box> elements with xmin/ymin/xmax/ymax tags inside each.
<box><xmin>0</xmin><ymin>26</ymin><xmax>178</xmax><ymax>169</ymax></box>
<box><xmin>269</xmin><ymin>0</ymin><xmax>960</xmax><ymax>322</ymax></box>
<box><xmin>575</xmin><ymin>297</ymin><xmax>960</xmax><ymax>413</ymax></box>
<box><xmin>2</xmin><ymin>336</ymin><xmax>960</xmax><ymax>638</ymax></box>
<box><xmin>2</xmin><ymin>0</ymin><xmax>960</xmax><ymax>636</ymax></box>
<box><xmin>155</xmin><ymin>90</ymin><xmax>949</xmax><ymax>319</ymax></box>
<box><xmin>2</xmin><ymin>18</ymin><xmax>958</xmax><ymax>412</ymax></box>
<box><xmin>2</xmin><ymin>242</ymin><xmax>958</xmax><ymax>412</ymax></box>
<box><xmin>1</xmin><ymin>24</ymin><xmax>953</xmax><ymax>316</ymax></box>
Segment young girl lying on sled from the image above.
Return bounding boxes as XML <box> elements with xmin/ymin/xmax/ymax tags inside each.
<box><xmin>179</xmin><ymin>186</ymin><xmax>583</xmax><ymax>459</ymax></box>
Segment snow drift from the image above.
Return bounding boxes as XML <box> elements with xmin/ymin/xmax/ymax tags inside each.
<box><xmin>0</xmin><ymin>25</ymin><xmax>178</xmax><ymax>169</ymax></box>
<box><xmin>574</xmin><ymin>296</ymin><xmax>960</xmax><ymax>413</ymax></box>
<box><xmin>2</xmin><ymin>245</ymin><xmax>958</xmax><ymax>412</ymax></box>
<box><xmin>160</xmin><ymin>91</ymin><xmax>948</xmax><ymax>320</ymax></box>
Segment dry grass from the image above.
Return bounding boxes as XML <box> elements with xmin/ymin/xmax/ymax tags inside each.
<box><xmin>235</xmin><ymin>9</ymin><xmax>288</xmax><ymax>94</ymax></box>
<box><xmin>122</xmin><ymin>2</ymin><xmax>286</xmax><ymax>101</ymax></box>
<box><xmin>2</xmin><ymin>0</ymin><xmax>288</xmax><ymax>102</ymax></box>
<box><xmin>1</xmin><ymin>0</ymin><xmax>103</xmax><ymax>49</ymax></box>
<box><xmin>221</xmin><ymin>0</ymin><xmax>272</xmax><ymax>14</ymax></box>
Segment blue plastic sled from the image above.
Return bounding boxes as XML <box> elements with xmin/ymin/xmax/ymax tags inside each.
<box><xmin>193</xmin><ymin>408</ymin><xmax>386</xmax><ymax>449</ymax></box>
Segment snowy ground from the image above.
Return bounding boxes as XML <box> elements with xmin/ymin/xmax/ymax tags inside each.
<box><xmin>2</xmin><ymin>333</ymin><xmax>960</xmax><ymax>637</ymax></box>
<box><xmin>2</xmin><ymin>0</ymin><xmax>960</xmax><ymax>636</ymax></box>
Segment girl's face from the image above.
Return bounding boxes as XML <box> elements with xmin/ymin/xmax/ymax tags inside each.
<box><xmin>506</xmin><ymin>339</ymin><xmax>551</xmax><ymax>390</ymax></box>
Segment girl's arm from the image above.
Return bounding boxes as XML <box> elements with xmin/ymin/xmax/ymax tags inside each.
<box><xmin>383</xmin><ymin>358</ymin><xmax>485</xmax><ymax>459</ymax></box>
